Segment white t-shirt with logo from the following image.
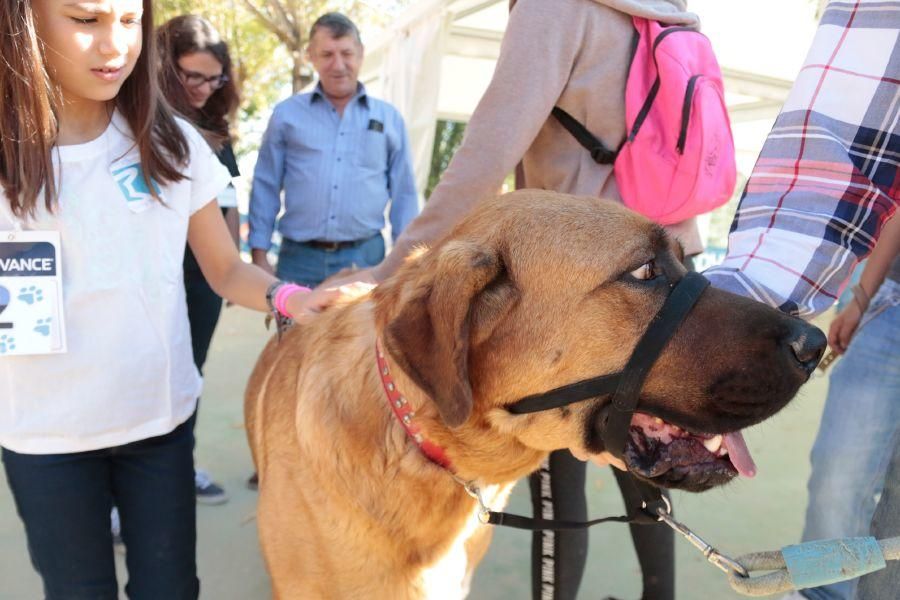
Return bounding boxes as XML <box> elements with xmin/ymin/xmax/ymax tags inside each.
<box><xmin>0</xmin><ymin>111</ymin><xmax>231</xmax><ymax>454</ymax></box>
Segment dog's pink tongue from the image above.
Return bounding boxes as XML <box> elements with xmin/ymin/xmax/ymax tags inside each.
<box><xmin>724</xmin><ymin>432</ymin><xmax>757</xmax><ymax>478</ymax></box>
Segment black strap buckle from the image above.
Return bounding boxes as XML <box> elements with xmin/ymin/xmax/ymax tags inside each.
<box><xmin>552</xmin><ymin>106</ymin><xmax>619</xmax><ymax>165</ymax></box>
<box><xmin>590</xmin><ymin>145</ymin><xmax>618</xmax><ymax>165</ymax></box>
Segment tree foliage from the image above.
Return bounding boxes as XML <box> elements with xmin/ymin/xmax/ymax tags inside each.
<box><xmin>426</xmin><ymin>120</ymin><xmax>467</xmax><ymax>199</ymax></box>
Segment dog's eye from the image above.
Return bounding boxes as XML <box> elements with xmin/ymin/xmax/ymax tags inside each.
<box><xmin>629</xmin><ymin>261</ymin><xmax>657</xmax><ymax>281</ymax></box>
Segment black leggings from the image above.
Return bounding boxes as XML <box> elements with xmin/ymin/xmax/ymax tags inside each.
<box><xmin>529</xmin><ymin>449</ymin><xmax>674</xmax><ymax>600</ymax></box>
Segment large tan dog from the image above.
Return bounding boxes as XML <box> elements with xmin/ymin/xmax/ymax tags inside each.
<box><xmin>246</xmin><ymin>190</ymin><xmax>825</xmax><ymax>599</ymax></box>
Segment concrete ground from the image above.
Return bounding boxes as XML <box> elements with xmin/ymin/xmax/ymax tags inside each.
<box><xmin>0</xmin><ymin>306</ymin><xmax>834</xmax><ymax>599</ymax></box>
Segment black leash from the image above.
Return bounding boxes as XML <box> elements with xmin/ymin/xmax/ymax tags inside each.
<box><xmin>483</xmin><ymin>471</ymin><xmax>669</xmax><ymax>531</ymax></box>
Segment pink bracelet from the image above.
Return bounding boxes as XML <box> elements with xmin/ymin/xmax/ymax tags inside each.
<box><xmin>274</xmin><ymin>283</ymin><xmax>311</xmax><ymax>318</ymax></box>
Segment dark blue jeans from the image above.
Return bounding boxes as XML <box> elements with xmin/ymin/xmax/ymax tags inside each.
<box><xmin>276</xmin><ymin>234</ymin><xmax>385</xmax><ymax>288</ymax></box>
<box><xmin>2</xmin><ymin>416</ymin><xmax>199</xmax><ymax>600</ymax></box>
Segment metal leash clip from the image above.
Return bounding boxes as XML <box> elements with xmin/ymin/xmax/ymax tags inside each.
<box><xmin>654</xmin><ymin>504</ymin><xmax>749</xmax><ymax>578</ymax></box>
<box><xmin>454</xmin><ymin>476</ymin><xmax>492</xmax><ymax>524</ymax></box>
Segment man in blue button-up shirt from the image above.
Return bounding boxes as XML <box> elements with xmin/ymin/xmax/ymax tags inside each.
<box><xmin>248</xmin><ymin>13</ymin><xmax>419</xmax><ymax>287</ymax></box>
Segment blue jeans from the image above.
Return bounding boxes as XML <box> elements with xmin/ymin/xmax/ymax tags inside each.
<box><xmin>275</xmin><ymin>234</ymin><xmax>385</xmax><ymax>288</ymax></box>
<box><xmin>2</xmin><ymin>416</ymin><xmax>199</xmax><ymax>600</ymax></box>
<box><xmin>857</xmin><ymin>433</ymin><xmax>900</xmax><ymax>599</ymax></box>
<box><xmin>800</xmin><ymin>279</ymin><xmax>900</xmax><ymax>600</ymax></box>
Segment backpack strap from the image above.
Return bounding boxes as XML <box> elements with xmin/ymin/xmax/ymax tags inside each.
<box><xmin>551</xmin><ymin>107</ymin><xmax>619</xmax><ymax>165</ymax></box>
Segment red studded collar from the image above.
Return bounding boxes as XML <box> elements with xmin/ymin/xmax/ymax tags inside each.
<box><xmin>375</xmin><ymin>339</ymin><xmax>454</xmax><ymax>471</ymax></box>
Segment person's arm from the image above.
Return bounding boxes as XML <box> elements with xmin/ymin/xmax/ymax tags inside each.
<box><xmin>386</xmin><ymin>111</ymin><xmax>420</xmax><ymax>243</ymax></box>
<box><xmin>829</xmin><ymin>215</ymin><xmax>900</xmax><ymax>353</ymax></box>
<box><xmin>371</xmin><ymin>0</ymin><xmax>585</xmax><ymax>281</ymax></box>
<box><xmin>188</xmin><ymin>202</ymin><xmax>343</xmax><ymax>321</ymax></box>
<box><xmin>704</xmin><ymin>6</ymin><xmax>899</xmax><ymax>318</ymax></box>
<box><xmin>852</xmin><ymin>216</ymin><xmax>900</xmax><ymax>309</ymax></box>
<box><xmin>248</xmin><ymin>105</ymin><xmax>288</xmax><ymax>275</ymax></box>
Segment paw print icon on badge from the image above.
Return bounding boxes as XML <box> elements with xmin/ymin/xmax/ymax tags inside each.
<box><xmin>0</xmin><ymin>334</ymin><xmax>15</xmax><ymax>354</ymax></box>
<box><xmin>34</xmin><ymin>317</ymin><xmax>52</xmax><ymax>337</ymax></box>
<box><xmin>18</xmin><ymin>285</ymin><xmax>43</xmax><ymax>305</ymax></box>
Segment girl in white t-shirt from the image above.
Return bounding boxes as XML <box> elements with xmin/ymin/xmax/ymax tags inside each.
<box><xmin>0</xmin><ymin>1</ymin><xmax>333</xmax><ymax>596</ymax></box>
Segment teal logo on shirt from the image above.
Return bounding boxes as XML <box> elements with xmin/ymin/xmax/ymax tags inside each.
<box><xmin>111</xmin><ymin>163</ymin><xmax>160</xmax><ymax>204</ymax></box>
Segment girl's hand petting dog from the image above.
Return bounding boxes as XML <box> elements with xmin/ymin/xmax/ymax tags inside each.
<box><xmin>288</xmin><ymin>280</ymin><xmax>376</xmax><ymax>324</ymax></box>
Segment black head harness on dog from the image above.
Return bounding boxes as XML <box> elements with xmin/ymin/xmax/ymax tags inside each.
<box><xmin>466</xmin><ymin>271</ymin><xmax>712</xmax><ymax>532</ymax></box>
<box><xmin>474</xmin><ymin>271</ymin><xmax>710</xmax><ymax>533</ymax></box>
<box><xmin>506</xmin><ymin>271</ymin><xmax>710</xmax><ymax>459</ymax></box>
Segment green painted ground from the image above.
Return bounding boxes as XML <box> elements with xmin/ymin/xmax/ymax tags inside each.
<box><xmin>0</xmin><ymin>306</ymin><xmax>832</xmax><ymax>599</ymax></box>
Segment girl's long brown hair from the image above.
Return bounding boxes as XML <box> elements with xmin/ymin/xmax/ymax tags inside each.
<box><xmin>156</xmin><ymin>15</ymin><xmax>240</xmax><ymax>138</ymax></box>
<box><xmin>0</xmin><ymin>0</ymin><xmax>190</xmax><ymax>219</ymax></box>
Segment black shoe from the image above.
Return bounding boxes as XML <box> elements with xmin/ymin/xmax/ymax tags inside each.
<box><xmin>195</xmin><ymin>468</ymin><xmax>229</xmax><ymax>505</ymax></box>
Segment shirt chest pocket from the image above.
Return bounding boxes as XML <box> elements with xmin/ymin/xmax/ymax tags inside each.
<box><xmin>356</xmin><ymin>128</ymin><xmax>388</xmax><ymax>172</ymax></box>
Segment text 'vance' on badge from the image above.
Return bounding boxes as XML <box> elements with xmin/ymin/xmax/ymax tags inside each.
<box><xmin>0</xmin><ymin>241</ymin><xmax>57</xmax><ymax>276</ymax></box>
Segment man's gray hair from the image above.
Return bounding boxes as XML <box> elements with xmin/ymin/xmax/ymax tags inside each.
<box><xmin>309</xmin><ymin>13</ymin><xmax>362</xmax><ymax>45</ymax></box>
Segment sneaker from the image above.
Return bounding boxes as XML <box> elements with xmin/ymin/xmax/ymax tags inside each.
<box><xmin>195</xmin><ymin>468</ymin><xmax>229</xmax><ymax>505</ymax></box>
<box><xmin>110</xmin><ymin>506</ymin><xmax>123</xmax><ymax>545</ymax></box>
<box><xmin>246</xmin><ymin>472</ymin><xmax>259</xmax><ymax>491</ymax></box>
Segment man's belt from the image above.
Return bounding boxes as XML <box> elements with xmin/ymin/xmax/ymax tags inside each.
<box><xmin>301</xmin><ymin>236</ymin><xmax>375</xmax><ymax>252</ymax></box>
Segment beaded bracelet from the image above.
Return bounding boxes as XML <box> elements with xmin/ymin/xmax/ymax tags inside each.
<box><xmin>265</xmin><ymin>280</ymin><xmax>283</xmax><ymax>315</ymax></box>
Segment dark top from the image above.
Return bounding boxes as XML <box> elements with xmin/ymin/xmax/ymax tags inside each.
<box><xmin>184</xmin><ymin>140</ymin><xmax>239</xmax><ymax>277</ymax></box>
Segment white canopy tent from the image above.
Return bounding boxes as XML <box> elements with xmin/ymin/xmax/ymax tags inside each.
<box><xmin>358</xmin><ymin>0</ymin><xmax>823</xmax><ymax>211</ymax></box>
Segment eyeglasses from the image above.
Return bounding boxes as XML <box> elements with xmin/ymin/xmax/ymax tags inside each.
<box><xmin>178</xmin><ymin>68</ymin><xmax>229</xmax><ymax>90</ymax></box>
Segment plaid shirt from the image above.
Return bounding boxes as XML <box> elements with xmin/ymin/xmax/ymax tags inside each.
<box><xmin>705</xmin><ymin>0</ymin><xmax>899</xmax><ymax>318</ymax></box>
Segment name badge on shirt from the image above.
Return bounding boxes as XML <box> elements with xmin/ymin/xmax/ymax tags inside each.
<box><xmin>367</xmin><ymin>119</ymin><xmax>384</xmax><ymax>133</ymax></box>
<box><xmin>0</xmin><ymin>230</ymin><xmax>67</xmax><ymax>355</ymax></box>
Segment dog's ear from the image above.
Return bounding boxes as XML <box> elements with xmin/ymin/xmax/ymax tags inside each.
<box><xmin>383</xmin><ymin>241</ymin><xmax>507</xmax><ymax>428</ymax></box>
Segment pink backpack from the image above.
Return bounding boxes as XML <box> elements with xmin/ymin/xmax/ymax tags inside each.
<box><xmin>553</xmin><ymin>17</ymin><xmax>736</xmax><ymax>225</ymax></box>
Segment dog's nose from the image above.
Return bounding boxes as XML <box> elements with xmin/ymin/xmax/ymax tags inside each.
<box><xmin>784</xmin><ymin>321</ymin><xmax>827</xmax><ymax>375</ymax></box>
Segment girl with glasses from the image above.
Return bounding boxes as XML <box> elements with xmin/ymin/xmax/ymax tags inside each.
<box><xmin>156</xmin><ymin>14</ymin><xmax>242</xmax><ymax>506</ymax></box>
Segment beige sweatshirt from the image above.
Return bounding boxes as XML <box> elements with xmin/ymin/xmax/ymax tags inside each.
<box><xmin>376</xmin><ymin>0</ymin><xmax>702</xmax><ymax>279</ymax></box>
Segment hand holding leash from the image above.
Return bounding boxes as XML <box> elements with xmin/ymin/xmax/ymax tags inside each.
<box><xmin>724</xmin><ymin>536</ymin><xmax>900</xmax><ymax>596</ymax></box>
